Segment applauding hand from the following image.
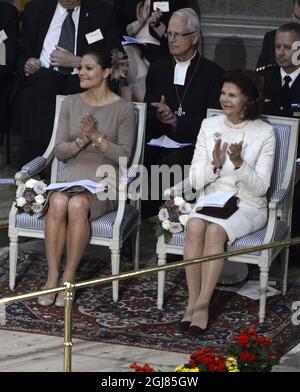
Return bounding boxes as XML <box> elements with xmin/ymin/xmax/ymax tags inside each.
<box><xmin>80</xmin><ymin>113</ymin><xmax>98</xmax><ymax>142</ymax></box>
<box><xmin>227</xmin><ymin>141</ymin><xmax>244</xmax><ymax>168</ymax></box>
<box><xmin>136</xmin><ymin>0</ymin><xmax>150</xmax><ymax>25</ymax></box>
<box><xmin>211</xmin><ymin>138</ymin><xmax>228</xmax><ymax>169</ymax></box>
<box><xmin>149</xmin><ymin>8</ymin><xmax>162</xmax><ymax>27</ymax></box>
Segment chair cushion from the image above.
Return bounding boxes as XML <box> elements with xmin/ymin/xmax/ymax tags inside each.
<box><xmin>228</xmin><ymin>220</ymin><xmax>289</xmax><ymax>255</ymax></box>
<box><xmin>15</xmin><ymin>212</ymin><xmax>45</xmax><ymax>231</ymax></box>
<box><xmin>166</xmin><ymin>220</ymin><xmax>289</xmax><ymax>256</ymax></box>
<box><xmin>15</xmin><ymin>205</ymin><xmax>139</xmax><ymax>240</ymax></box>
<box><xmin>91</xmin><ymin>205</ymin><xmax>138</xmax><ymax>239</ymax></box>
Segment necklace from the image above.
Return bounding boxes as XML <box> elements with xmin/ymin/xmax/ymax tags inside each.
<box><xmin>174</xmin><ymin>55</ymin><xmax>201</xmax><ymax>117</ymax></box>
<box><xmin>224</xmin><ymin>118</ymin><xmax>249</xmax><ymax>129</ymax></box>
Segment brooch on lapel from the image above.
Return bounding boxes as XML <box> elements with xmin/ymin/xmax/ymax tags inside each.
<box><xmin>214</xmin><ymin>132</ymin><xmax>222</xmax><ymax>141</ymax></box>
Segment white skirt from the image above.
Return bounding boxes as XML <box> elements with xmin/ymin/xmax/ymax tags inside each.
<box><xmin>188</xmin><ymin>205</ymin><xmax>268</xmax><ymax>244</ymax></box>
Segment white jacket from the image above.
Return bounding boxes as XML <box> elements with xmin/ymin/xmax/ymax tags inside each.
<box><xmin>190</xmin><ymin>114</ymin><xmax>276</xmax><ymax>210</ymax></box>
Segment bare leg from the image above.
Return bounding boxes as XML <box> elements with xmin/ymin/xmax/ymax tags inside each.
<box><xmin>190</xmin><ymin>223</ymin><xmax>228</xmax><ymax>330</ymax></box>
<box><xmin>63</xmin><ymin>192</ymin><xmax>91</xmax><ymax>282</ymax></box>
<box><xmin>55</xmin><ymin>193</ymin><xmax>91</xmax><ymax>306</ymax></box>
<box><xmin>182</xmin><ymin>218</ymin><xmax>207</xmax><ymax>323</ymax></box>
<box><xmin>38</xmin><ymin>192</ymin><xmax>69</xmax><ymax>306</ymax></box>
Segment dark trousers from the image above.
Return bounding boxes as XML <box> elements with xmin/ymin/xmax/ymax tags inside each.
<box><xmin>141</xmin><ymin>144</ymin><xmax>194</xmax><ymax>218</ymax></box>
<box><xmin>14</xmin><ymin>68</ymin><xmax>81</xmax><ymax>168</ymax></box>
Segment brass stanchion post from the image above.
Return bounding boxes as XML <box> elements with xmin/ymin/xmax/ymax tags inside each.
<box><xmin>63</xmin><ymin>282</ymin><xmax>75</xmax><ymax>372</ymax></box>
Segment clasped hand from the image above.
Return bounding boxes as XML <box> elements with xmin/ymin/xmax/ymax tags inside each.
<box><xmin>151</xmin><ymin>95</ymin><xmax>177</xmax><ymax>126</ymax></box>
<box><xmin>50</xmin><ymin>46</ymin><xmax>78</xmax><ymax>68</ymax></box>
<box><xmin>212</xmin><ymin>138</ymin><xmax>243</xmax><ymax>168</ymax></box>
<box><xmin>24</xmin><ymin>57</ymin><xmax>41</xmax><ymax>75</ymax></box>
<box><xmin>80</xmin><ymin>113</ymin><xmax>98</xmax><ymax>144</ymax></box>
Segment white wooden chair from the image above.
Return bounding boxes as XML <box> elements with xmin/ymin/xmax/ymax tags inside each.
<box><xmin>9</xmin><ymin>95</ymin><xmax>147</xmax><ymax>302</ymax></box>
<box><xmin>156</xmin><ymin>109</ymin><xmax>299</xmax><ymax>323</ymax></box>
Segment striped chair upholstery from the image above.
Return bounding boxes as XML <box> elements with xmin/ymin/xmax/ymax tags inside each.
<box><xmin>15</xmin><ymin>205</ymin><xmax>139</xmax><ymax>241</ymax></box>
<box><xmin>156</xmin><ymin>110</ymin><xmax>299</xmax><ymax>324</ymax></box>
<box><xmin>9</xmin><ymin>96</ymin><xmax>147</xmax><ymax>303</ymax></box>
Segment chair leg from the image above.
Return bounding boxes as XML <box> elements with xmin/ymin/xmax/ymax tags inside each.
<box><xmin>111</xmin><ymin>248</ymin><xmax>120</xmax><ymax>302</ymax></box>
<box><xmin>259</xmin><ymin>265</ymin><xmax>269</xmax><ymax>323</ymax></box>
<box><xmin>281</xmin><ymin>246</ymin><xmax>289</xmax><ymax>296</ymax></box>
<box><xmin>9</xmin><ymin>236</ymin><xmax>18</xmax><ymax>290</ymax></box>
<box><xmin>132</xmin><ymin>226</ymin><xmax>140</xmax><ymax>271</ymax></box>
<box><xmin>157</xmin><ymin>252</ymin><xmax>167</xmax><ymax>310</ymax></box>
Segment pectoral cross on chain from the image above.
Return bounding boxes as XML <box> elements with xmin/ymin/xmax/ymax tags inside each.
<box><xmin>175</xmin><ymin>105</ymin><xmax>186</xmax><ymax>117</ymax></box>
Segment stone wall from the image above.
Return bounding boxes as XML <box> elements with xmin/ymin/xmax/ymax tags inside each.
<box><xmin>198</xmin><ymin>0</ymin><xmax>292</xmax><ymax>69</ymax></box>
<box><xmin>199</xmin><ymin>0</ymin><xmax>291</xmax><ymax>18</ymax></box>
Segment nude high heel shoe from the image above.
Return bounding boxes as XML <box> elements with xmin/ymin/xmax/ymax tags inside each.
<box><xmin>37</xmin><ymin>289</ymin><xmax>57</xmax><ymax>307</ymax></box>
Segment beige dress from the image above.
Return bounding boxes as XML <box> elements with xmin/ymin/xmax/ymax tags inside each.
<box><xmin>54</xmin><ymin>94</ymin><xmax>135</xmax><ymax>221</ymax></box>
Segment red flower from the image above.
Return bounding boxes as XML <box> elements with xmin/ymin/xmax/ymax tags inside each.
<box><xmin>209</xmin><ymin>363</ymin><xmax>217</xmax><ymax>372</ymax></box>
<box><xmin>240</xmin><ymin>351</ymin><xmax>251</xmax><ymax>361</ymax></box>
<box><xmin>235</xmin><ymin>332</ymin><xmax>249</xmax><ymax>345</ymax></box>
<box><xmin>130</xmin><ymin>362</ymin><xmax>156</xmax><ymax>372</ymax></box>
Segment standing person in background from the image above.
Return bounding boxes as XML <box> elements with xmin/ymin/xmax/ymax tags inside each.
<box><xmin>0</xmin><ymin>0</ymin><xmax>18</xmax><ymax>146</ymax></box>
<box><xmin>38</xmin><ymin>49</ymin><xmax>135</xmax><ymax>308</ymax></box>
<box><xmin>262</xmin><ymin>22</ymin><xmax>300</xmax><ymax>119</ymax></box>
<box><xmin>257</xmin><ymin>0</ymin><xmax>300</xmax><ymax>68</ymax></box>
<box><xmin>113</xmin><ymin>0</ymin><xmax>190</xmax><ymax>100</ymax></box>
<box><xmin>14</xmin><ymin>0</ymin><xmax>123</xmax><ymax>166</ymax></box>
<box><xmin>262</xmin><ymin>22</ymin><xmax>300</xmax><ymax>256</ymax></box>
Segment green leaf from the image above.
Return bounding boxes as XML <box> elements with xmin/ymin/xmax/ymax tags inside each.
<box><xmin>164</xmin><ymin>231</ymin><xmax>173</xmax><ymax>243</ymax></box>
<box><xmin>155</xmin><ymin>225</ymin><xmax>164</xmax><ymax>238</ymax></box>
<box><xmin>10</xmin><ymin>184</ymin><xmax>17</xmax><ymax>197</ymax></box>
<box><xmin>149</xmin><ymin>216</ymin><xmax>159</xmax><ymax>224</ymax></box>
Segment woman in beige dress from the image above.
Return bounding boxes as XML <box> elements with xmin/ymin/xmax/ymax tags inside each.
<box><xmin>38</xmin><ymin>50</ymin><xmax>135</xmax><ymax>307</ymax></box>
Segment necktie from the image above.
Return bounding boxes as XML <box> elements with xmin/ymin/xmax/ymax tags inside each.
<box><xmin>57</xmin><ymin>9</ymin><xmax>75</xmax><ymax>75</ymax></box>
<box><xmin>280</xmin><ymin>75</ymin><xmax>292</xmax><ymax>106</ymax></box>
<box><xmin>282</xmin><ymin>75</ymin><xmax>292</xmax><ymax>92</ymax></box>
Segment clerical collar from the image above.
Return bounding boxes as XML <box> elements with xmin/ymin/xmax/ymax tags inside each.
<box><xmin>173</xmin><ymin>51</ymin><xmax>198</xmax><ymax>86</ymax></box>
<box><xmin>280</xmin><ymin>67</ymin><xmax>300</xmax><ymax>87</ymax></box>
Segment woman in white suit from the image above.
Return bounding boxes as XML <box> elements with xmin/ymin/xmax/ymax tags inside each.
<box><xmin>181</xmin><ymin>70</ymin><xmax>276</xmax><ymax>335</ymax></box>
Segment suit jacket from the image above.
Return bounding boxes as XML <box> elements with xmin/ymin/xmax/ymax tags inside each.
<box><xmin>263</xmin><ymin>66</ymin><xmax>300</xmax><ymax>119</ymax></box>
<box><xmin>144</xmin><ymin>52</ymin><xmax>224</xmax><ymax>145</ymax></box>
<box><xmin>257</xmin><ymin>29</ymin><xmax>276</xmax><ymax>68</ymax></box>
<box><xmin>18</xmin><ymin>0</ymin><xmax>122</xmax><ymax>72</ymax></box>
<box><xmin>0</xmin><ymin>1</ymin><xmax>18</xmax><ymax>80</ymax></box>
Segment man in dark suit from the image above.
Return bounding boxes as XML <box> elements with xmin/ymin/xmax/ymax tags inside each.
<box><xmin>15</xmin><ymin>0</ymin><xmax>122</xmax><ymax>166</ymax></box>
<box><xmin>262</xmin><ymin>22</ymin><xmax>300</xmax><ymax>257</ymax></box>
<box><xmin>257</xmin><ymin>0</ymin><xmax>300</xmax><ymax>68</ymax></box>
<box><xmin>142</xmin><ymin>8</ymin><xmax>223</xmax><ymax>217</ymax></box>
<box><xmin>0</xmin><ymin>0</ymin><xmax>18</xmax><ymax>150</ymax></box>
<box><xmin>263</xmin><ymin>23</ymin><xmax>300</xmax><ymax>120</ymax></box>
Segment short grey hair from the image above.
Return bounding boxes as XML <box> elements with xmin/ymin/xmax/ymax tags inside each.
<box><xmin>171</xmin><ymin>8</ymin><xmax>201</xmax><ymax>33</ymax></box>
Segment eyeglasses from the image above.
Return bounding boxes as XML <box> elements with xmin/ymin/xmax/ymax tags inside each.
<box><xmin>164</xmin><ymin>31</ymin><xmax>197</xmax><ymax>40</ymax></box>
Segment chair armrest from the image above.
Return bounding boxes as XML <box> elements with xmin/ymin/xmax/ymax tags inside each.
<box><xmin>15</xmin><ymin>156</ymin><xmax>47</xmax><ymax>184</ymax></box>
<box><xmin>268</xmin><ymin>188</ymin><xmax>288</xmax><ymax>210</ymax></box>
<box><xmin>164</xmin><ymin>178</ymin><xmax>192</xmax><ymax>198</ymax></box>
<box><xmin>120</xmin><ymin>166</ymin><xmax>138</xmax><ymax>187</ymax></box>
